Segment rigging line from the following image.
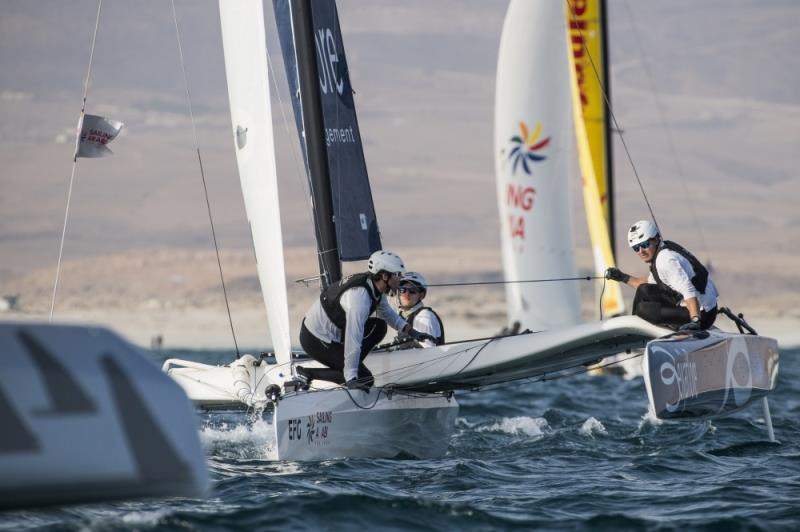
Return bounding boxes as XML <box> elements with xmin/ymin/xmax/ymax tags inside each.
<box><xmin>369</xmin><ymin>340</ymin><xmax>495</xmax><ymax>384</ymax></box>
<box><xmin>564</xmin><ymin>0</ymin><xmax>661</xmax><ymax>231</ymax></box>
<box><xmin>372</xmin><ymin>333</ymin><xmax>541</xmax><ymax>385</ymax></box>
<box><xmin>621</xmin><ymin>0</ymin><xmax>711</xmax><ymax>259</ymax></box>
<box><xmin>447</xmin><ymin>348</ymin><xmax>645</xmax><ymax>396</ymax></box>
<box><xmin>455</xmin><ymin>335</ymin><xmax>495</xmax><ymax>375</ymax></box>
<box><xmin>599</xmin><ymin>276</ymin><xmax>607</xmax><ymax>321</ymax></box>
<box><xmin>341</xmin><ymin>387</ymin><xmax>385</xmax><ymax>410</ymax></box>
<box><xmin>427</xmin><ymin>276</ymin><xmax>600</xmax><ymax>288</ymax></box>
<box><xmin>50</xmin><ymin>0</ymin><xmax>104</xmax><ymax>322</ymax></box>
<box><xmin>170</xmin><ymin>0</ymin><xmax>239</xmax><ymax>358</ymax></box>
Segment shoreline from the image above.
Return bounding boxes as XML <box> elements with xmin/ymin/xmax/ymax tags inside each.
<box><xmin>3</xmin><ymin>308</ymin><xmax>798</xmax><ymax>352</ymax></box>
<box><xmin>3</xmin><ymin>247</ymin><xmax>798</xmax><ymax>351</ymax></box>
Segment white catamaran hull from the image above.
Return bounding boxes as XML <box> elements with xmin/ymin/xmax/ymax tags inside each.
<box><xmin>165</xmin><ymin>316</ymin><xmax>669</xmax><ymax>460</ymax></box>
<box><xmin>273</xmin><ymin>389</ymin><xmax>458</xmax><ymax>460</ymax></box>
<box><xmin>164</xmin><ymin>356</ymin><xmax>459</xmax><ymax>460</ymax></box>
<box><xmin>165</xmin><ymin>315</ymin><xmax>671</xmax><ymax>409</ymax></box>
<box><xmin>164</xmin><ymin>355</ymin><xmax>458</xmax><ymax>460</ymax></box>
<box><xmin>164</xmin><ymin>315</ymin><xmax>780</xmax><ymax>458</ymax></box>
<box><xmin>644</xmin><ymin>330</ymin><xmax>779</xmax><ymax>420</ymax></box>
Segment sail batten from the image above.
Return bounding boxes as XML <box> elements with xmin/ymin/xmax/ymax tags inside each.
<box><xmin>219</xmin><ymin>0</ymin><xmax>292</xmax><ymax>363</ymax></box>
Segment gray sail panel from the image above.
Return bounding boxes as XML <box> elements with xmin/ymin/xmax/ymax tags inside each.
<box><xmin>274</xmin><ymin>0</ymin><xmax>306</xmax><ymax>169</ymax></box>
<box><xmin>274</xmin><ymin>0</ymin><xmax>381</xmax><ymax>261</ymax></box>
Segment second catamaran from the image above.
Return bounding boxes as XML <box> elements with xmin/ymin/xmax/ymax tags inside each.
<box><xmin>163</xmin><ymin>0</ymin><xmax>779</xmax><ymax>460</ymax></box>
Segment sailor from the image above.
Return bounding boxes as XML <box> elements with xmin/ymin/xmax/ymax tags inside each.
<box><xmin>297</xmin><ymin>250</ymin><xmax>436</xmax><ymax>390</ymax></box>
<box><xmin>605</xmin><ymin>220</ymin><xmax>719</xmax><ymax>331</ymax></box>
<box><xmin>393</xmin><ymin>272</ymin><xmax>445</xmax><ymax>349</ymax></box>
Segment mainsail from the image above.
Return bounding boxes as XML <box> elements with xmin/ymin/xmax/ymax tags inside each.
<box><xmin>565</xmin><ymin>0</ymin><xmax>625</xmax><ymax>316</ymax></box>
<box><xmin>274</xmin><ymin>0</ymin><xmax>381</xmax><ymax>286</ymax></box>
<box><xmin>219</xmin><ymin>0</ymin><xmax>292</xmax><ymax>364</ymax></box>
<box><xmin>494</xmin><ymin>0</ymin><xmax>581</xmax><ymax>331</ymax></box>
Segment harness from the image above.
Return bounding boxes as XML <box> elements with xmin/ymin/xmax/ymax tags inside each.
<box><xmin>649</xmin><ymin>240</ymin><xmax>709</xmax><ymax>306</ymax></box>
<box><xmin>319</xmin><ymin>272</ymin><xmax>381</xmax><ymax>330</ymax></box>
<box><xmin>400</xmin><ymin>306</ymin><xmax>445</xmax><ymax>345</ymax></box>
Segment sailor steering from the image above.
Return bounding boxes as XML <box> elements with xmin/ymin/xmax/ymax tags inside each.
<box><xmin>605</xmin><ymin>220</ymin><xmax>719</xmax><ymax>331</ymax></box>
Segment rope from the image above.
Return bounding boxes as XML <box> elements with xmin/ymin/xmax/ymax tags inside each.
<box><xmin>599</xmin><ymin>276</ymin><xmax>607</xmax><ymax>321</ymax></box>
<box><xmin>170</xmin><ymin>0</ymin><xmax>239</xmax><ymax>358</ymax></box>
<box><xmin>621</xmin><ymin>1</ymin><xmax>710</xmax><ymax>259</ymax></box>
<box><xmin>49</xmin><ymin>0</ymin><xmax>104</xmax><ymax>321</ymax></box>
<box><xmin>565</xmin><ymin>0</ymin><xmax>660</xmax><ymax>232</ymax></box>
<box><xmin>427</xmin><ymin>275</ymin><xmax>601</xmax><ymax>288</ymax></box>
<box><xmin>458</xmin><ymin>348</ymin><xmax>646</xmax><ymax>396</ymax></box>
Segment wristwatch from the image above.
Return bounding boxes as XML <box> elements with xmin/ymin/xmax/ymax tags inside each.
<box><xmin>690</xmin><ymin>316</ymin><xmax>700</xmax><ymax>323</ymax></box>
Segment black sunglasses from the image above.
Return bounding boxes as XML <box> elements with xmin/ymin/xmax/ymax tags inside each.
<box><xmin>632</xmin><ymin>240</ymin><xmax>653</xmax><ymax>252</ymax></box>
<box><xmin>398</xmin><ymin>287</ymin><xmax>421</xmax><ymax>295</ymax></box>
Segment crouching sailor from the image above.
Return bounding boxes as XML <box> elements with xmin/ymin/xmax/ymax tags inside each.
<box><xmin>298</xmin><ymin>250</ymin><xmax>436</xmax><ymax>391</ymax></box>
<box><xmin>605</xmin><ymin>220</ymin><xmax>719</xmax><ymax>331</ymax></box>
<box><xmin>393</xmin><ymin>272</ymin><xmax>445</xmax><ymax>349</ymax></box>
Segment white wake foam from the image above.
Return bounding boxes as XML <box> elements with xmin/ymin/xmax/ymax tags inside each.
<box><xmin>482</xmin><ymin>416</ymin><xmax>549</xmax><ymax>437</ymax></box>
<box><xmin>638</xmin><ymin>406</ymin><xmax>664</xmax><ymax>431</ymax></box>
<box><xmin>121</xmin><ymin>509</ymin><xmax>172</xmax><ymax>526</ymax></box>
<box><xmin>200</xmin><ymin>419</ymin><xmax>277</xmax><ymax>459</ymax></box>
<box><xmin>579</xmin><ymin>416</ymin><xmax>608</xmax><ymax>437</ymax></box>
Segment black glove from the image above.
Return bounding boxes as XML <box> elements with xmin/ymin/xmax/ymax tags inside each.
<box><xmin>345</xmin><ymin>378</ymin><xmax>371</xmax><ymax>392</ymax></box>
<box><xmin>605</xmin><ymin>267</ymin><xmax>630</xmax><ymax>283</ymax></box>
<box><xmin>679</xmin><ymin>318</ymin><xmax>702</xmax><ymax>331</ymax></box>
<box><xmin>407</xmin><ymin>328</ymin><xmax>436</xmax><ymax>344</ymax></box>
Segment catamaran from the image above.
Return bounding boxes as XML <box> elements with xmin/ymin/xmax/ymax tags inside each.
<box><xmin>162</xmin><ymin>0</ymin><xmax>779</xmax><ymax>460</ymax></box>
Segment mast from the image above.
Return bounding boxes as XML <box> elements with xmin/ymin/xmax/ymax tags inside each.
<box><xmin>600</xmin><ymin>0</ymin><xmax>615</xmax><ymax>256</ymax></box>
<box><xmin>289</xmin><ymin>0</ymin><xmax>341</xmax><ymax>287</ymax></box>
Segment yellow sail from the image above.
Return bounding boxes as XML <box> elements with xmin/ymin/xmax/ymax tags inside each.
<box><xmin>566</xmin><ymin>0</ymin><xmax>610</xmax><ymax>223</ymax></box>
<box><xmin>565</xmin><ymin>0</ymin><xmax>625</xmax><ymax>316</ymax></box>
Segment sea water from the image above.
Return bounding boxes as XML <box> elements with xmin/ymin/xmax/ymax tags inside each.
<box><xmin>2</xmin><ymin>347</ymin><xmax>799</xmax><ymax>530</ymax></box>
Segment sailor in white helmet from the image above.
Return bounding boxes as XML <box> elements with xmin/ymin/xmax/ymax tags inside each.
<box><xmin>605</xmin><ymin>220</ymin><xmax>719</xmax><ymax>330</ymax></box>
<box><xmin>298</xmin><ymin>250</ymin><xmax>436</xmax><ymax>391</ymax></box>
<box><xmin>393</xmin><ymin>272</ymin><xmax>445</xmax><ymax>349</ymax></box>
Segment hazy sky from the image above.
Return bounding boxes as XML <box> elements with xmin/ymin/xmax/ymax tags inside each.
<box><xmin>1</xmin><ymin>0</ymin><xmax>798</xmax><ymax>280</ymax></box>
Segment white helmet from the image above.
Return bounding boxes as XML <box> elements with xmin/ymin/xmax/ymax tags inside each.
<box><xmin>367</xmin><ymin>250</ymin><xmax>405</xmax><ymax>275</ymax></box>
<box><xmin>627</xmin><ymin>220</ymin><xmax>659</xmax><ymax>247</ymax></box>
<box><xmin>400</xmin><ymin>271</ymin><xmax>427</xmax><ymax>290</ymax></box>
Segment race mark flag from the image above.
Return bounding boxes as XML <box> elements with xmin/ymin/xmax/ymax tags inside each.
<box><xmin>75</xmin><ymin>114</ymin><xmax>124</xmax><ymax>158</ymax></box>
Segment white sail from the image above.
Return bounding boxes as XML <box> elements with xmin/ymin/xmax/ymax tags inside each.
<box><xmin>219</xmin><ymin>0</ymin><xmax>291</xmax><ymax>364</ymax></box>
<box><xmin>494</xmin><ymin>0</ymin><xmax>581</xmax><ymax>331</ymax></box>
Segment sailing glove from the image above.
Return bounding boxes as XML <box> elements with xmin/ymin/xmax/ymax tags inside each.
<box><xmin>605</xmin><ymin>267</ymin><xmax>630</xmax><ymax>284</ymax></box>
<box><xmin>345</xmin><ymin>378</ymin><xmax>371</xmax><ymax>392</ymax></box>
<box><xmin>408</xmin><ymin>328</ymin><xmax>437</xmax><ymax>344</ymax></box>
<box><xmin>679</xmin><ymin>317</ymin><xmax>702</xmax><ymax>331</ymax></box>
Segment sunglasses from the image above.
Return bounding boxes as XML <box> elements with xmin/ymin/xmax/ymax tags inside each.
<box><xmin>398</xmin><ymin>287</ymin><xmax>421</xmax><ymax>295</ymax></box>
<box><xmin>632</xmin><ymin>240</ymin><xmax>653</xmax><ymax>252</ymax></box>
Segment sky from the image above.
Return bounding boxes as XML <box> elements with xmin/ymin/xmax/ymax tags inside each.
<box><xmin>1</xmin><ymin>0</ymin><xmax>798</xmax><ymax>282</ymax></box>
